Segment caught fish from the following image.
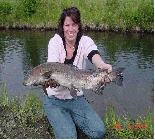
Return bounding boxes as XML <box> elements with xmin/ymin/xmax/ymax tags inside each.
<box><xmin>23</xmin><ymin>62</ymin><xmax>124</xmax><ymax>99</ymax></box>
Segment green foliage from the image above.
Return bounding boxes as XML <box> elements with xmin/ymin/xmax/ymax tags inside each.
<box><xmin>0</xmin><ymin>84</ymin><xmax>9</xmax><ymax>106</ymax></box>
<box><xmin>0</xmin><ymin>86</ymin><xmax>44</xmax><ymax>126</ymax></box>
<box><xmin>0</xmin><ymin>87</ymin><xmax>53</xmax><ymax>139</ymax></box>
<box><xmin>0</xmin><ymin>0</ymin><xmax>153</xmax><ymax>31</ymax></box>
<box><xmin>0</xmin><ymin>87</ymin><xmax>154</xmax><ymax>138</ymax></box>
<box><xmin>0</xmin><ymin>1</ymin><xmax>12</xmax><ymax>16</ymax></box>
<box><xmin>104</xmin><ymin>103</ymin><xmax>154</xmax><ymax>139</ymax></box>
<box><xmin>19</xmin><ymin>0</ymin><xmax>40</xmax><ymax>17</ymax></box>
<box><xmin>137</xmin><ymin>2</ymin><xmax>154</xmax><ymax>30</ymax></box>
<box><xmin>0</xmin><ymin>1</ymin><xmax>12</xmax><ymax>24</ymax></box>
<box><xmin>19</xmin><ymin>94</ymin><xmax>44</xmax><ymax>126</ymax></box>
<box><xmin>120</xmin><ymin>0</ymin><xmax>154</xmax><ymax>30</ymax></box>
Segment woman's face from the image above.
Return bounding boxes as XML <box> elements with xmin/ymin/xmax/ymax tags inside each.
<box><xmin>63</xmin><ymin>16</ymin><xmax>79</xmax><ymax>42</ymax></box>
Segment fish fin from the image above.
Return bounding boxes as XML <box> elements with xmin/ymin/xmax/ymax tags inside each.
<box><xmin>70</xmin><ymin>88</ymin><xmax>77</xmax><ymax>99</ymax></box>
<box><xmin>42</xmin><ymin>72</ymin><xmax>52</xmax><ymax>79</ymax></box>
<box><xmin>65</xmin><ymin>64</ymin><xmax>79</xmax><ymax>70</ymax></box>
<box><xmin>70</xmin><ymin>84</ymin><xmax>77</xmax><ymax>99</ymax></box>
<box><xmin>42</xmin><ymin>85</ymin><xmax>48</xmax><ymax>96</ymax></box>
<box><xmin>93</xmin><ymin>81</ymin><xmax>105</xmax><ymax>95</ymax></box>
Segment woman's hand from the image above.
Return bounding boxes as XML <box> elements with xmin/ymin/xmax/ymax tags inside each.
<box><xmin>92</xmin><ymin>54</ymin><xmax>112</xmax><ymax>83</ymax></box>
<box><xmin>99</xmin><ymin>63</ymin><xmax>112</xmax><ymax>74</ymax></box>
<box><xmin>99</xmin><ymin>63</ymin><xmax>112</xmax><ymax>83</ymax></box>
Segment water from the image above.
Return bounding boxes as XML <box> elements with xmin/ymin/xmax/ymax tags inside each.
<box><xmin>0</xmin><ymin>30</ymin><xmax>154</xmax><ymax>118</ymax></box>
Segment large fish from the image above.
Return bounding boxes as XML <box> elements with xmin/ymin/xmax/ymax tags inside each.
<box><xmin>23</xmin><ymin>62</ymin><xmax>124</xmax><ymax>99</ymax></box>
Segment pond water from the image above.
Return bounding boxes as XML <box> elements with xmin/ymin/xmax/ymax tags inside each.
<box><xmin>0</xmin><ymin>30</ymin><xmax>154</xmax><ymax>119</ymax></box>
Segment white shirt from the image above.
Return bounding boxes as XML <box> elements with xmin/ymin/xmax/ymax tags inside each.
<box><xmin>46</xmin><ymin>34</ymin><xmax>99</xmax><ymax>99</ymax></box>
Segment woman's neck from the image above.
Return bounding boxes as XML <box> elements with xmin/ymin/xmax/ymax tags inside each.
<box><xmin>65</xmin><ymin>40</ymin><xmax>76</xmax><ymax>46</ymax></box>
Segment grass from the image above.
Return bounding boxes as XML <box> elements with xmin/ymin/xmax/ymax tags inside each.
<box><xmin>0</xmin><ymin>0</ymin><xmax>154</xmax><ymax>32</ymax></box>
<box><xmin>104</xmin><ymin>103</ymin><xmax>154</xmax><ymax>139</ymax></box>
<box><xmin>0</xmin><ymin>85</ymin><xmax>54</xmax><ymax>139</ymax></box>
<box><xmin>0</xmin><ymin>85</ymin><xmax>154</xmax><ymax>139</ymax></box>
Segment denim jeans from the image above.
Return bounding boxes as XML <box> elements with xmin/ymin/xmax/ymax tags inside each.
<box><xmin>43</xmin><ymin>94</ymin><xmax>106</xmax><ymax>139</ymax></box>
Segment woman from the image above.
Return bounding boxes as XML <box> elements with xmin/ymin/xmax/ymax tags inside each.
<box><xmin>44</xmin><ymin>7</ymin><xmax>112</xmax><ymax>139</ymax></box>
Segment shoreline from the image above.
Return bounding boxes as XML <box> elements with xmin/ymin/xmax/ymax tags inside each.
<box><xmin>0</xmin><ymin>26</ymin><xmax>154</xmax><ymax>34</ymax></box>
<box><xmin>0</xmin><ymin>0</ymin><xmax>153</xmax><ymax>34</ymax></box>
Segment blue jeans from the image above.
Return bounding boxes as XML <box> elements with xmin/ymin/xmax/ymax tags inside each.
<box><xmin>43</xmin><ymin>94</ymin><xmax>106</xmax><ymax>139</ymax></box>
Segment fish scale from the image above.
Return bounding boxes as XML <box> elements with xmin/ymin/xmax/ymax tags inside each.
<box><xmin>23</xmin><ymin>62</ymin><xmax>124</xmax><ymax>99</ymax></box>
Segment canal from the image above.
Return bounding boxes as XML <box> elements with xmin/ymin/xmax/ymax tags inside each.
<box><xmin>0</xmin><ymin>30</ymin><xmax>153</xmax><ymax>119</ymax></box>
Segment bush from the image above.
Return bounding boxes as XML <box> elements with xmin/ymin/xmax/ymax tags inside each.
<box><xmin>0</xmin><ymin>1</ymin><xmax>12</xmax><ymax>24</ymax></box>
<box><xmin>19</xmin><ymin>0</ymin><xmax>40</xmax><ymax>17</ymax></box>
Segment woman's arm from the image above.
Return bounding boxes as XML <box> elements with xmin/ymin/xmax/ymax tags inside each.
<box><xmin>92</xmin><ymin>54</ymin><xmax>112</xmax><ymax>73</ymax></box>
<box><xmin>47</xmin><ymin>34</ymin><xmax>62</xmax><ymax>62</ymax></box>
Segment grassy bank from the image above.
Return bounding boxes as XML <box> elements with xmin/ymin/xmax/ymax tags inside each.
<box><xmin>0</xmin><ymin>0</ymin><xmax>154</xmax><ymax>32</ymax></box>
<box><xmin>0</xmin><ymin>86</ymin><xmax>154</xmax><ymax>139</ymax></box>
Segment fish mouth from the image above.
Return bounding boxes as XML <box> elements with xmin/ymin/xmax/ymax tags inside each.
<box><xmin>23</xmin><ymin>79</ymin><xmax>33</xmax><ymax>86</ymax></box>
<box><xmin>23</xmin><ymin>81</ymin><xmax>27</xmax><ymax>86</ymax></box>
<box><xmin>23</xmin><ymin>81</ymin><xmax>29</xmax><ymax>86</ymax></box>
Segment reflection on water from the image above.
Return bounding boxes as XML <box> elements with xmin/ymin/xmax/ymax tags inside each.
<box><xmin>0</xmin><ymin>30</ymin><xmax>154</xmax><ymax>118</ymax></box>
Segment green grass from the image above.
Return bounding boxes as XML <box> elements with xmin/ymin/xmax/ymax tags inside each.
<box><xmin>0</xmin><ymin>85</ymin><xmax>53</xmax><ymax>139</ymax></box>
<box><xmin>0</xmin><ymin>85</ymin><xmax>154</xmax><ymax>138</ymax></box>
<box><xmin>104</xmin><ymin>103</ymin><xmax>154</xmax><ymax>139</ymax></box>
<box><xmin>0</xmin><ymin>0</ymin><xmax>154</xmax><ymax>32</ymax></box>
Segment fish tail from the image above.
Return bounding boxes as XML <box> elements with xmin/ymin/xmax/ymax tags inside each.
<box><xmin>113</xmin><ymin>68</ymin><xmax>125</xmax><ymax>86</ymax></box>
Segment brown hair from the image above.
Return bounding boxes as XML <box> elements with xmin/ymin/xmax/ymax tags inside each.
<box><xmin>57</xmin><ymin>7</ymin><xmax>83</xmax><ymax>46</ymax></box>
